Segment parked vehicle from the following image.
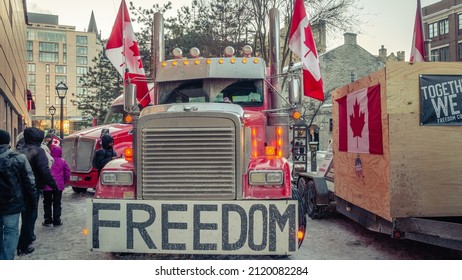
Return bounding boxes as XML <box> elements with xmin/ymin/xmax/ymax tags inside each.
<box><xmin>296</xmin><ymin>62</ymin><xmax>462</xmax><ymax>251</ymax></box>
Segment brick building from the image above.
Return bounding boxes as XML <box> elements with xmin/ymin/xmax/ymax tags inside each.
<box><xmin>422</xmin><ymin>0</ymin><xmax>462</xmax><ymax>61</ymax></box>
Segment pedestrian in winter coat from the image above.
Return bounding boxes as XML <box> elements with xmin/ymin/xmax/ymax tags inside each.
<box><xmin>16</xmin><ymin>127</ymin><xmax>58</xmax><ymax>256</ymax></box>
<box><xmin>92</xmin><ymin>134</ymin><xmax>117</xmax><ymax>173</ymax></box>
<box><xmin>0</xmin><ymin>130</ymin><xmax>37</xmax><ymax>260</ymax></box>
<box><xmin>42</xmin><ymin>145</ymin><xmax>70</xmax><ymax>226</ymax></box>
<box><xmin>16</xmin><ymin>131</ymin><xmax>53</xmax><ymax>169</ymax></box>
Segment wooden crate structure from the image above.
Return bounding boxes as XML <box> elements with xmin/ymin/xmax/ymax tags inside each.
<box><xmin>332</xmin><ymin>62</ymin><xmax>462</xmax><ymax>221</ymax></box>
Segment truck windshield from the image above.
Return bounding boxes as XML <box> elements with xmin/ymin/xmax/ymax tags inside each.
<box><xmin>103</xmin><ymin>104</ymin><xmax>130</xmax><ymax>124</ymax></box>
<box><xmin>158</xmin><ymin>79</ymin><xmax>263</xmax><ymax>107</ymax></box>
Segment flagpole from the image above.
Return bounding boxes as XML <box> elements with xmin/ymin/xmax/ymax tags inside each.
<box><xmin>122</xmin><ymin>0</ymin><xmax>128</xmax><ymax>85</ymax></box>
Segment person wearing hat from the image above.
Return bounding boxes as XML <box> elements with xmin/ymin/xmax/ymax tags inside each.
<box><xmin>0</xmin><ymin>130</ymin><xmax>37</xmax><ymax>259</ymax></box>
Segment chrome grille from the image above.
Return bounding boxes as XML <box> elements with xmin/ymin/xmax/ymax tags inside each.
<box><xmin>62</xmin><ymin>137</ymin><xmax>96</xmax><ymax>172</ymax></box>
<box><xmin>140</xmin><ymin>126</ymin><xmax>236</xmax><ymax>200</ymax></box>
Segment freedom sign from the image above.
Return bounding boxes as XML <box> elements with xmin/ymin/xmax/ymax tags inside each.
<box><xmin>420</xmin><ymin>75</ymin><xmax>462</xmax><ymax>126</ymax></box>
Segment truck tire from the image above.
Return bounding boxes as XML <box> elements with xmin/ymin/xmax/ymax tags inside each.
<box><xmin>298</xmin><ymin>177</ymin><xmax>322</xmax><ymax>219</ymax></box>
<box><xmin>72</xmin><ymin>187</ymin><xmax>87</xmax><ymax>193</ymax></box>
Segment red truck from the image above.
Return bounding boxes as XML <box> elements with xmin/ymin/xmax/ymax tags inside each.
<box><xmin>62</xmin><ymin>94</ymin><xmax>134</xmax><ymax>193</ymax></box>
<box><xmin>64</xmin><ymin>9</ymin><xmax>308</xmax><ymax>255</ymax></box>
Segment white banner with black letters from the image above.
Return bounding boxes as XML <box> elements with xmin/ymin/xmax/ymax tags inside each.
<box><xmin>420</xmin><ymin>74</ymin><xmax>462</xmax><ymax>126</ymax></box>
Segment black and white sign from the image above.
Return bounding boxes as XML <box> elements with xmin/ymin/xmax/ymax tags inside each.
<box><xmin>87</xmin><ymin>199</ymin><xmax>298</xmax><ymax>255</ymax></box>
<box><xmin>420</xmin><ymin>74</ymin><xmax>462</xmax><ymax>126</ymax></box>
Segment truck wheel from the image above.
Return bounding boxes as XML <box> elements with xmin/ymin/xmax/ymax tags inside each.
<box><xmin>298</xmin><ymin>177</ymin><xmax>321</xmax><ymax>219</ymax></box>
<box><xmin>306</xmin><ymin>180</ymin><xmax>321</xmax><ymax>219</ymax></box>
<box><xmin>72</xmin><ymin>187</ymin><xmax>87</xmax><ymax>193</ymax></box>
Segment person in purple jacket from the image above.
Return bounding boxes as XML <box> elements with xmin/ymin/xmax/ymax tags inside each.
<box><xmin>42</xmin><ymin>145</ymin><xmax>70</xmax><ymax>227</ymax></box>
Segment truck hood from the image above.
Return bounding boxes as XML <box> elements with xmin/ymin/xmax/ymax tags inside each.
<box><xmin>65</xmin><ymin>123</ymin><xmax>133</xmax><ymax>140</ymax></box>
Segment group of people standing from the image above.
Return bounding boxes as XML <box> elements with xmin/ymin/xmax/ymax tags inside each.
<box><xmin>0</xmin><ymin>127</ymin><xmax>70</xmax><ymax>260</ymax></box>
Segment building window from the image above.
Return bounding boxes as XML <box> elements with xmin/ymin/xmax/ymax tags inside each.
<box><xmin>26</xmin><ymin>41</ymin><xmax>33</xmax><ymax>50</ymax></box>
<box><xmin>431</xmin><ymin>47</ymin><xmax>450</xmax><ymax>61</ymax></box>
<box><xmin>458</xmin><ymin>43</ymin><xmax>462</xmax><ymax>61</ymax></box>
<box><xmin>28</xmin><ymin>74</ymin><xmax>36</xmax><ymax>83</ymax></box>
<box><xmin>55</xmin><ymin>65</ymin><xmax>67</xmax><ymax>74</ymax></box>
<box><xmin>77</xmin><ymin>87</ymin><xmax>87</xmax><ymax>96</ymax></box>
<box><xmin>76</xmin><ymin>35</ymin><xmax>88</xmax><ymax>45</ymax></box>
<box><xmin>459</xmin><ymin>14</ymin><xmax>462</xmax><ymax>30</ymax></box>
<box><xmin>55</xmin><ymin>97</ymin><xmax>67</xmax><ymax>105</ymax></box>
<box><xmin>29</xmin><ymin>85</ymin><xmax>36</xmax><ymax>94</ymax></box>
<box><xmin>76</xmin><ymin>46</ymin><xmax>88</xmax><ymax>55</ymax></box>
<box><xmin>28</xmin><ymin>64</ymin><xmax>36</xmax><ymax>72</ymax></box>
<box><xmin>428</xmin><ymin>22</ymin><xmax>438</xmax><ymax>38</ymax></box>
<box><xmin>349</xmin><ymin>70</ymin><xmax>357</xmax><ymax>82</ymax></box>
<box><xmin>46</xmin><ymin>85</ymin><xmax>50</xmax><ymax>95</ymax></box>
<box><xmin>46</xmin><ymin>96</ymin><xmax>50</xmax><ymax>105</ymax></box>
<box><xmin>55</xmin><ymin>76</ymin><xmax>67</xmax><ymax>84</ymax></box>
<box><xmin>27</xmin><ymin>51</ymin><xmax>33</xmax><ymax>62</ymax></box>
<box><xmin>39</xmin><ymin>52</ymin><xmax>59</xmax><ymax>63</ymax></box>
<box><xmin>76</xmin><ymin>56</ymin><xmax>87</xmax><ymax>65</ymax></box>
<box><xmin>63</xmin><ymin>53</ymin><xmax>67</xmax><ymax>64</ymax></box>
<box><xmin>76</xmin><ymin>66</ymin><xmax>87</xmax><ymax>75</ymax></box>
<box><xmin>46</xmin><ymin>64</ymin><xmax>50</xmax><ymax>73</ymax></box>
<box><xmin>46</xmin><ymin>75</ymin><xmax>50</xmax><ymax>84</ymax></box>
<box><xmin>439</xmin><ymin>19</ymin><xmax>449</xmax><ymax>35</ymax></box>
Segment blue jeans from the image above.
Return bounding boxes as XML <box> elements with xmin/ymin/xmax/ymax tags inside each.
<box><xmin>0</xmin><ymin>213</ymin><xmax>20</xmax><ymax>260</ymax></box>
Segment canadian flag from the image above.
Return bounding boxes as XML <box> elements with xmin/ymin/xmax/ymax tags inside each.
<box><xmin>337</xmin><ymin>85</ymin><xmax>383</xmax><ymax>155</ymax></box>
<box><xmin>106</xmin><ymin>0</ymin><xmax>150</xmax><ymax>107</ymax></box>
<box><xmin>288</xmin><ymin>0</ymin><xmax>324</xmax><ymax>101</ymax></box>
<box><xmin>410</xmin><ymin>0</ymin><xmax>425</xmax><ymax>62</ymax></box>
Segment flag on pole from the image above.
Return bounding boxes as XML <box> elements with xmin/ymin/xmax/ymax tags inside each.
<box><xmin>336</xmin><ymin>85</ymin><xmax>383</xmax><ymax>155</ymax></box>
<box><xmin>106</xmin><ymin>0</ymin><xmax>150</xmax><ymax>107</ymax></box>
<box><xmin>288</xmin><ymin>0</ymin><xmax>324</xmax><ymax>101</ymax></box>
<box><xmin>410</xmin><ymin>0</ymin><xmax>425</xmax><ymax>62</ymax></box>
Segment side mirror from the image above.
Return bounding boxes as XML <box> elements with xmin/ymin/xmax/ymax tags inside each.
<box><xmin>124</xmin><ymin>83</ymin><xmax>137</xmax><ymax>113</ymax></box>
<box><xmin>288</xmin><ymin>76</ymin><xmax>301</xmax><ymax>105</ymax></box>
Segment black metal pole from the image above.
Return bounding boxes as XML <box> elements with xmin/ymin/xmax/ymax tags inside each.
<box><xmin>60</xmin><ymin>97</ymin><xmax>64</xmax><ymax>139</ymax></box>
<box><xmin>51</xmin><ymin>114</ymin><xmax>54</xmax><ymax>129</ymax></box>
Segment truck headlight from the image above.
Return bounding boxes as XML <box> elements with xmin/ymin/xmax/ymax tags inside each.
<box><xmin>249</xmin><ymin>170</ymin><xmax>284</xmax><ymax>185</ymax></box>
<box><xmin>101</xmin><ymin>171</ymin><xmax>133</xmax><ymax>186</ymax></box>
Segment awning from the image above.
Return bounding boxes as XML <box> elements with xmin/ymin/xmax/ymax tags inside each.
<box><xmin>27</xmin><ymin>89</ymin><xmax>35</xmax><ymax>111</ymax></box>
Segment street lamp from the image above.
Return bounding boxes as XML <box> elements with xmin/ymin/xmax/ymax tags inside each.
<box><xmin>55</xmin><ymin>82</ymin><xmax>68</xmax><ymax>140</ymax></box>
<box><xmin>49</xmin><ymin>105</ymin><xmax>56</xmax><ymax>129</ymax></box>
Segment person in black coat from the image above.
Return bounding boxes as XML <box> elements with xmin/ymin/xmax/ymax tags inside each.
<box><xmin>16</xmin><ymin>127</ymin><xmax>58</xmax><ymax>256</ymax></box>
<box><xmin>0</xmin><ymin>130</ymin><xmax>37</xmax><ymax>260</ymax></box>
<box><xmin>92</xmin><ymin>134</ymin><xmax>117</xmax><ymax>173</ymax></box>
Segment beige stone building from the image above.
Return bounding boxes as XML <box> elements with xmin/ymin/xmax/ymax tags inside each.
<box><xmin>0</xmin><ymin>0</ymin><xmax>29</xmax><ymax>145</ymax></box>
<box><xmin>27</xmin><ymin>12</ymin><xmax>102</xmax><ymax>134</ymax></box>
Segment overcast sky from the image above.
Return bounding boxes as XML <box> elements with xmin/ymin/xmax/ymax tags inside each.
<box><xmin>27</xmin><ymin>0</ymin><xmax>440</xmax><ymax>60</ymax></box>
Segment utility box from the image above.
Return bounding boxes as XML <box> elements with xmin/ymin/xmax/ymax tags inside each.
<box><xmin>331</xmin><ymin>62</ymin><xmax>462</xmax><ymax>221</ymax></box>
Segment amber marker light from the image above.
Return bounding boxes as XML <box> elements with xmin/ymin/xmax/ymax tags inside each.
<box><xmin>172</xmin><ymin>61</ymin><xmax>178</xmax><ymax>66</ymax></box>
<box><xmin>124</xmin><ymin>147</ymin><xmax>133</xmax><ymax>161</ymax></box>
<box><xmin>124</xmin><ymin>115</ymin><xmax>133</xmax><ymax>123</ymax></box>
<box><xmin>230</xmin><ymin>58</ymin><xmax>236</xmax><ymax>64</ymax></box>
<box><xmin>293</xmin><ymin>111</ymin><xmax>302</xmax><ymax>120</ymax></box>
<box><xmin>183</xmin><ymin>60</ymin><xmax>189</xmax><ymax>65</ymax></box>
<box><xmin>297</xmin><ymin>229</ymin><xmax>305</xmax><ymax>240</ymax></box>
<box><xmin>194</xmin><ymin>59</ymin><xmax>200</xmax><ymax>65</ymax></box>
<box><xmin>219</xmin><ymin>58</ymin><xmax>224</xmax><ymax>64</ymax></box>
<box><xmin>253</xmin><ymin>58</ymin><xmax>259</xmax><ymax>64</ymax></box>
<box><xmin>161</xmin><ymin>61</ymin><xmax>167</xmax><ymax>67</ymax></box>
<box><xmin>206</xmin><ymin>59</ymin><xmax>212</xmax><ymax>64</ymax></box>
<box><xmin>83</xmin><ymin>228</ymin><xmax>88</xmax><ymax>236</ymax></box>
<box><xmin>242</xmin><ymin>58</ymin><xmax>247</xmax><ymax>64</ymax></box>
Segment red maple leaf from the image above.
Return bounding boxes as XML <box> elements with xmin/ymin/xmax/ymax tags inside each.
<box><xmin>303</xmin><ymin>26</ymin><xmax>312</xmax><ymax>58</ymax></box>
<box><xmin>128</xmin><ymin>41</ymin><xmax>140</xmax><ymax>57</ymax></box>
<box><xmin>349</xmin><ymin>98</ymin><xmax>365</xmax><ymax>147</ymax></box>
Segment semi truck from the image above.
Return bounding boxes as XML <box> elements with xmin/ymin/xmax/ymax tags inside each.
<box><xmin>297</xmin><ymin>62</ymin><xmax>462</xmax><ymax>251</ymax></box>
<box><xmin>77</xmin><ymin>9</ymin><xmax>308</xmax><ymax>255</ymax></box>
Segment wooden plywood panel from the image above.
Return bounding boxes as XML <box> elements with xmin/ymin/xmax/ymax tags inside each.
<box><xmin>332</xmin><ymin>69</ymin><xmax>392</xmax><ymax>221</ymax></box>
<box><xmin>389</xmin><ymin>113</ymin><xmax>462</xmax><ymax>217</ymax></box>
<box><xmin>386</xmin><ymin>62</ymin><xmax>462</xmax><ymax>115</ymax></box>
